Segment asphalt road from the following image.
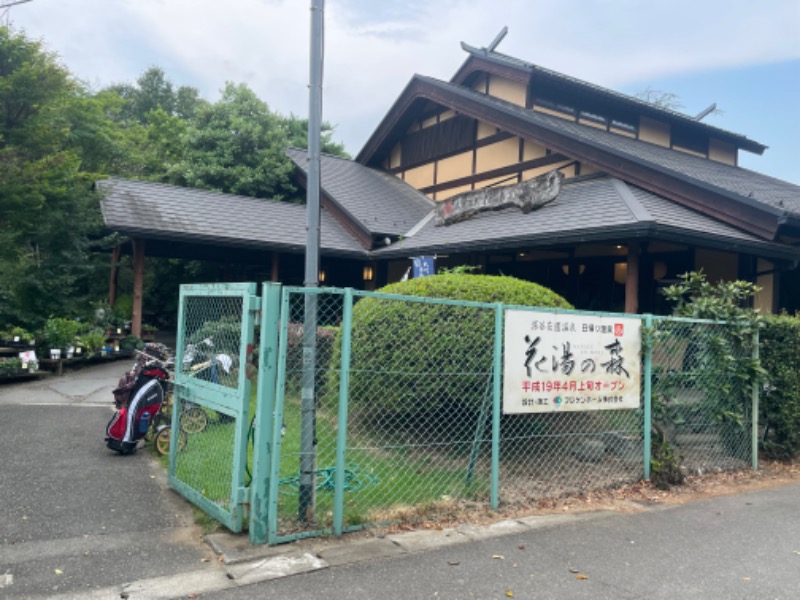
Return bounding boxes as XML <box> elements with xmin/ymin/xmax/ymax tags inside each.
<box><xmin>201</xmin><ymin>483</ymin><xmax>800</xmax><ymax>600</ymax></box>
<box><xmin>3</xmin><ymin>363</ymin><xmax>800</xmax><ymax>599</ymax></box>
<box><xmin>0</xmin><ymin>362</ymin><xmax>215</xmax><ymax>599</ymax></box>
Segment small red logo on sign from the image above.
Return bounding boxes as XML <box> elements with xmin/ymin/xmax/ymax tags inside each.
<box><xmin>614</xmin><ymin>323</ymin><xmax>624</xmax><ymax>336</ymax></box>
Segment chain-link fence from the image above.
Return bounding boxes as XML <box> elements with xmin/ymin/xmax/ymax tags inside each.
<box><xmin>169</xmin><ymin>284</ymin><xmax>256</xmax><ymax>533</ymax></box>
<box><xmin>265</xmin><ymin>288</ymin><xmax>756</xmax><ymax>543</ymax></box>
<box><xmin>650</xmin><ymin>316</ymin><xmax>754</xmax><ymax>474</ymax></box>
<box><xmin>171</xmin><ymin>284</ymin><xmax>757</xmax><ymax>544</ymax></box>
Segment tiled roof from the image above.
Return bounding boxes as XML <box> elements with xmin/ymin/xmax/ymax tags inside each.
<box><xmin>286</xmin><ymin>148</ymin><xmax>434</xmax><ymax>237</ymax></box>
<box><xmin>98</xmin><ymin>178</ymin><xmax>364</xmax><ymax>257</ymax></box>
<box><xmin>413</xmin><ymin>75</ymin><xmax>800</xmax><ymax>219</ymax></box>
<box><xmin>371</xmin><ymin>175</ymin><xmax>798</xmax><ymax>261</ymax></box>
<box><xmin>458</xmin><ymin>43</ymin><xmax>767</xmax><ymax>154</ymax></box>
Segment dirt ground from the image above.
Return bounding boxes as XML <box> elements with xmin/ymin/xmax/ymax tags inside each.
<box><xmin>534</xmin><ymin>458</ymin><xmax>800</xmax><ymax>513</ymax></box>
<box><xmin>372</xmin><ymin>458</ymin><xmax>800</xmax><ymax>536</ymax></box>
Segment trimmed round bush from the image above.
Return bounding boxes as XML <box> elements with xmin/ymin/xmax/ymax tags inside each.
<box><xmin>338</xmin><ymin>274</ymin><xmax>571</xmax><ymax>420</ymax></box>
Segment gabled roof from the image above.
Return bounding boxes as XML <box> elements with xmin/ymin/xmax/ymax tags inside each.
<box><xmin>98</xmin><ymin>178</ymin><xmax>364</xmax><ymax>257</ymax></box>
<box><xmin>453</xmin><ymin>43</ymin><xmax>767</xmax><ymax>155</ymax></box>
<box><xmin>286</xmin><ymin>148</ymin><xmax>433</xmax><ymax>245</ymax></box>
<box><xmin>357</xmin><ymin>74</ymin><xmax>800</xmax><ymax>240</ymax></box>
<box><xmin>371</xmin><ymin>175</ymin><xmax>799</xmax><ymax>261</ymax></box>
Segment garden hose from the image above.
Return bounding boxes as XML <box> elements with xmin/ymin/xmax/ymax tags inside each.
<box><xmin>243</xmin><ymin>413</ymin><xmax>378</xmax><ymax>493</ymax></box>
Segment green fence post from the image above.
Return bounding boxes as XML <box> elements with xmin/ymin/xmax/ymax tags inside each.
<box><xmin>266</xmin><ymin>289</ymin><xmax>292</xmax><ymax>544</ymax></box>
<box><xmin>333</xmin><ymin>288</ymin><xmax>353</xmax><ymax>536</ymax></box>
<box><xmin>491</xmin><ymin>303</ymin><xmax>503</xmax><ymax>510</ymax></box>
<box><xmin>249</xmin><ymin>283</ymin><xmax>282</xmax><ymax>545</ymax></box>
<box><xmin>229</xmin><ymin>285</ymin><xmax>258</xmax><ymax>532</ymax></box>
<box><xmin>168</xmin><ymin>286</ymin><xmax>189</xmax><ymax>484</ymax></box>
<box><xmin>752</xmin><ymin>328</ymin><xmax>760</xmax><ymax>471</ymax></box>
<box><xmin>643</xmin><ymin>314</ymin><xmax>653</xmax><ymax>481</ymax></box>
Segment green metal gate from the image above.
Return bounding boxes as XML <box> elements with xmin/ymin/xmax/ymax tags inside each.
<box><xmin>169</xmin><ymin>283</ymin><xmax>259</xmax><ymax>532</ymax></box>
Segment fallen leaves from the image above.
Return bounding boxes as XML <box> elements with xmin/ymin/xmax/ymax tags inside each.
<box><xmin>505</xmin><ymin>590</ymin><xmax>514</xmax><ymax>597</ymax></box>
<box><xmin>569</xmin><ymin>567</ymin><xmax>588</xmax><ymax>579</ymax></box>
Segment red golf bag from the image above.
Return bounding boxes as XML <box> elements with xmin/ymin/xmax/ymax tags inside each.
<box><xmin>105</xmin><ymin>344</ymin><xmax>170</xmax><ymax>455</ymax></box>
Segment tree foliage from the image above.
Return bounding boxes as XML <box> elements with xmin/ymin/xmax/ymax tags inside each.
<box><xmin>0</xmin><ymin>27</ymin><xmax>106</xmax><ymax>328</ymax></box>
<box><xmin>1</xmin><ymin>26</ymin><xmax>350</xmax><ymax>332</ymax></box>
<box><xmin>167</xmin><ymin>82</ymin><xmax>296</xmax><ymax>199</ymax></box>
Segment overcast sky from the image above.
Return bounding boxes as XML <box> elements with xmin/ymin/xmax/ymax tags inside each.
<box><xmin>8</xmin><ymin>0</ymin><xmax>800</xmax><ymax>184</ymax></box>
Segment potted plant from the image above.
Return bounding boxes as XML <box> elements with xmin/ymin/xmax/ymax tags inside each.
<box><xmin>9</xmin><ymin>326</ymin><xmax>32</xmax><ymax>345</ymax></box>
<box><xmin>41</xmin><ymin>318</ymin><xmax>81</xmax><ymax>360</ymax></box>
<box><xmin>79</xmin><ymin>328</ymin><xmax>107</xmax><ymax>357</ymax></box>
<box><xmin>141</xmin><ymin>324</ymin><xmax>158</xmax><ymax>342</ymax></box>
<box><xmin>0</xmin><ymin>357</ymin><xmax>23</xmax><ymax>377</ymax></box>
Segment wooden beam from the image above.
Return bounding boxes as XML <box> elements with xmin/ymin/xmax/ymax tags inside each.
<box><xmin>271</xmin><ymin>252</ymin><xmax>280</xmax><ymax>282</ymax></box>
<box><xmin>451</xmin><ymin>55</ymin><xmax>531</xmax><ymax>87</ymax></box>
<box><xmin>108</xmin><ymin>244</ymin><xmax>121</xmax><ymax>307</ymax></box>
<box><xmin>625</xmin><ymin>242</ymin><xmax>640</xmax><ymax>314</ymax></box>
<box><xmin>131</xmin><ymin>238</ymin><xmax>145</xmax><ymax>338</ymax></box>
<box><xmin>419</xmin><ymin>153</ymin><xmax>568</xmax><ymax>195</ymax></box>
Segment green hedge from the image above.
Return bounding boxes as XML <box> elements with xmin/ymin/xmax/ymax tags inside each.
<box><xmin>333</xmin><ymin>274</ymin><xmax>571</xmax><ymax>420</ymax></box>
<box><xmin>760</xmin><ymin>314</ymin><xmax>800</xmax><ymax>460</ymax></box>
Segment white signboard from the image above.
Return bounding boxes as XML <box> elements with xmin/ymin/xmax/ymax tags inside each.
<box><xmin>503</xmin><ymin>310</ymin><xmax>641</xmax><ymax>414</ymax></box>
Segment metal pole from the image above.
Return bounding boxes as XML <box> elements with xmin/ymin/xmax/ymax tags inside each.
<box><xmin>299</xmin><ymin>0</ymin><xmax>324</xmax><ymax>522</ymax></box>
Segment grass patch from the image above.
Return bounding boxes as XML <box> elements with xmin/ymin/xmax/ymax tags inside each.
<box><xmin>161</xmin><ymin>382</ymin><xmax>491</xmax><ymax>536</ymax></box>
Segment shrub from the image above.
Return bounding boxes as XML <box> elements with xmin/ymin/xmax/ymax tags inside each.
<box><xmin>333</xmin><ymin>274</ymin><xmax>571</xmax><ymax>423</ymax></box>
<box><xmin>285</xmin><ymin>322</ymin><xmax>338</xmax><ymax>377</ymax></box>
<box><xmin>661</xmin><ymin>272</ymin><xmax>764</xmax><ymax>463</ymax></box>
<box><xmin>80</xmin><ymin>328</ymin><xmax>107</xmax><ymax>353</ymax></box>
<box><xmin>41</xmin><ymin>317</ymin><xmax>82</xmax><ymax>351</ymax></box>
<box><xmin>760</xmin><ymin>314</ymin><xmax>800</xmax><ymax>460</ymax></box>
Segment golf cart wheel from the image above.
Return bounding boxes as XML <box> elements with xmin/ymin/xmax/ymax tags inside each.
<box><xmin>154</xmin><ymin>426</ymin><xmax>187</xmax><ymax>456</ymax></box>
<box><xmin>180</xmin><ymin>406</ymin><xmax>209</xmax><ymax>434</ymax></box>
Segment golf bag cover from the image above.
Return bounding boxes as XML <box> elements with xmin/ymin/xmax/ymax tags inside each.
<box><xmin>105</xmin><ymin>378</ymin><xmax>164</xmax><ymax>454</ymax></box>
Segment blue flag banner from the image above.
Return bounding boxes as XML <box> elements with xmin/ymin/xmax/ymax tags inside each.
<box><xmin>412</xmin><ymin>256</ymin><xmax>435</xmax><ymax>278</ymax></box>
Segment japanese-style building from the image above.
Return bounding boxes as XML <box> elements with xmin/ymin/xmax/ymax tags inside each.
<box><xmin>101</xmin><ymin>37</ymin><xmax>800</xmax><ymax>334</ymax></box>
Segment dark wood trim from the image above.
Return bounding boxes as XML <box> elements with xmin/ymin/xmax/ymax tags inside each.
<box><xmin>388</xmin><ymin>130</ymin><xmax>515</xmax><ymax>174</ymax></box>
<box><xmin>418</xmin><ymin>153</ymin><xmax>568</xmax><ymax>195</ymax></box>
<box><xmin>452</xmin><ymin>55</ymin><xmax>531</xmax><ymax>87</ymax></box>
<box><xmin>471</xmin><ymin>118</ymin><xmax>478</xmax><ymax>190</ymax></box>
<box><xmin>382</xmin><ymin>79</ymin><xmax>781</xmax><ymax>239</ymax></box>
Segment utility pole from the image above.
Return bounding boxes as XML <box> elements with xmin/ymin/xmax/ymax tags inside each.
<box><xmin>1</xmin><ymin>0</ymin><xmax>33</xmax><ymax>27</ymax></box>
<box><xmin>299</xmin><ymin>0</ymin><xmax>324</xmax><ymax>522</ymax></box>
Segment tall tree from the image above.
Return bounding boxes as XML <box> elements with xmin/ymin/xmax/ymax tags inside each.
<box><xmin>0</xmin><ymin>27</ymin><xmax>106</xmax><ymax>328</ymax></box>
<box><xmin>281</xmin><ymin>113</ymin><xmax>348</xmax><ymax>157</ymax></box>
<box><xmin>169</xmin><ymin>82</ymin><xmax>296</xmax><ymax>200</ymax></box>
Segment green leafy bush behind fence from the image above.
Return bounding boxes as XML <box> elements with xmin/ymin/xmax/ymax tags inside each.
<box><xmin>760</xmin><ymin>314</ymin><xmax>800</xmax><ymax>460</ymax></box>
